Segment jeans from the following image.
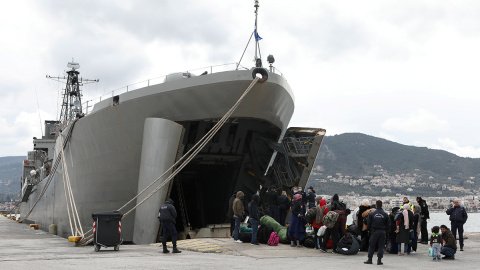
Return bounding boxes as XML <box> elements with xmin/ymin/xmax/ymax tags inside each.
<box><xmin>451</xmin><ymin>222</ymin><xmax>465</xmax><ymax>248</ymax></box>
<box><xmin>398</xmin><ymin>243</ymin><xmax>408</xmax><ymax>254</ymax></box>
<box><xmin>408</xmin><ymin>230</ymin><xmax>417</xmax><ymax>252</ymax></box>
<box><xmin>249</xmin><ymin>218</ymin><xmax>259</xmax><ymax>244</ymax></box>
<box><xmin>432</xmin><ymin>243</ymin><xmax>441</xmax><ymax>258</ymax></box>
<box><xmin>441</xmin><ymin>246</ymin><xmax>456</xmax><ymax>257</ymax></box>
<box><xmin>368</xmin><ymin>230</ymin><xmax>386</xmax><ymax>259</ymax></box>
<box><xmin>233</xmin><ymin>216</ymin><xmax>241</xmax><ymax>240</ymax></box>
<box><xmin>162</xmin><ymin>222</ymin><xmax>177</xmax><ymax>248</ymax></box>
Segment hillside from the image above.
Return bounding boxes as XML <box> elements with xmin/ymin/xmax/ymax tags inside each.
<box><xmin>0</xmin><ymin>156</ymin><xmax>24</xmax><ymax>201</ymax></box>
<box><xmin>308</xmin><ymin>133</ymin><xmax>480</xmax><ymax>197</ymax></box>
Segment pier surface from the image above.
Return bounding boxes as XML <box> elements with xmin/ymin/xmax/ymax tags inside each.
<box><xmin>1</xmin><ymin>217</ymin><xmax>478</xmax><ymax>269</ymax></box>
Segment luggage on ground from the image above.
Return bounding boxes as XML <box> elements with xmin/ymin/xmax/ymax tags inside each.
<box><xmin>267</xmin><ymin>232</ymin><xmax>279</xmax><ymax>246</ymax></box>
<box><xmin>258</xmin><ymin>224</ymin><xmax>275</xmax><ymax>244</ymax></box>
<box><xmin>336</xmin><ymin>233</ymin><xmax>360</xmax><ymax>255</ymax></box>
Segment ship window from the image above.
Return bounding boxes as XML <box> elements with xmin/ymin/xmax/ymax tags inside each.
<box><xmin>113</xmin><ymin>95</ymin><xmax>119</xmax><ymax>106</ymax></box>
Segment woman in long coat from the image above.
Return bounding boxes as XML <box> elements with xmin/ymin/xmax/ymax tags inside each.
<box><xmin>395</xmin><ymin>204</ymin><xmax>414</xmax><ymax>255</ymax></box>
<box><xmin>288</xmin><ymin>194</ymin><xmax>306</xmax><ymax>247</ymax></box>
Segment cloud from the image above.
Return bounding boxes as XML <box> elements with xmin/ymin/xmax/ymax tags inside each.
<box><xmin>0</xmin><ymin>110</ymin><xmax>55</xmax><ymax>156</ymax></box>
<box><xmin>381</xmin><ymin>109</ymin><xmax>448</xmax><ymax>133</ymax></box>
<box><xmin>431</xmin><ymin>138</ymin><xmax>480</xmax><ymax>158</ymax></box>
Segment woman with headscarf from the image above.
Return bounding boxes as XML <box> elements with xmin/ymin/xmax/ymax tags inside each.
<box><xmin>395</xmin><ymin>204</ymin><xmax>414</xmax><ymax>255</ymax></box>
<box><xmin>312</xmin><ymin>197</ymin><xmax>329</xmax><ymax>249</ymax></box>
<box><xmin>288</xmin><ymin>193</ymin><xmax>306</xmax><ymax>247</ymax></box>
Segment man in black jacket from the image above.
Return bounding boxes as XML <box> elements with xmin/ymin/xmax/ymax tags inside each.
<box><xmin>158</xmin><ymin>199</ymin><xmax>181</xmax><ymax>254</ymax></box>
<box><xmin>364</xmin><ymin>200</ymin><xmax>390</xmax><ymax>266</ymax></box>
<box><xmin>264</xmin><ymin>186</ymin><xmax>280</xmax><ymax>223</ymax></box>
<box><xmin>446</xmin><ymin>199</ymin><xmax>468</xmax><ymax>251</ymax></box>
<box><xmin>416</xmin><ymin>196</ymin><xmax>430</xmax><ymax>244</ymax></box>
<box><xmin>248</xmin><ymin>194</ymin><xmax>260</xmax><ymax>245</ymax></box>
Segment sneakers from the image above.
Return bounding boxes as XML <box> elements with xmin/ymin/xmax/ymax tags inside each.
<box><xmin>460</xmin><ymin>247</ymin><xmax>464</xmax><ymax>251</ymax></box>
<box><xmin>235</xmin><ymin>240</ymin><xmax>243</xmax><ymax>243</ymax></box>
<box><xmin>251</xmin><ymin>243</ymin><xmax>259</xmax><ymax>245</ymax></box>
<box><xmin>320</xmin><ymin>248</ymin><xmax>327</xmax><ymax>253</ymax></box>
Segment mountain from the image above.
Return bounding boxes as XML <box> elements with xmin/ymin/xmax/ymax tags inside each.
<box><xmin>0</xmin><ymin>156</ymin><xmax>24</xmax><ymax>201</ymax></box>
<box><xmin>308</xmin><ymin>133</ymin><xmax>480</xmax><ymax>197</ymax></box>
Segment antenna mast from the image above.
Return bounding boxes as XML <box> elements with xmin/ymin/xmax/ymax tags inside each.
<box><xmin>46</xmin><ymin>61</ymin><xmax>98</xmax><ymax>128</ymax></box>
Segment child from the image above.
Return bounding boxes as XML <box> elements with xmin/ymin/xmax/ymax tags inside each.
<box><xmin>430</xmin><ymin>226</ymin><xmax>443</xmax><ymax>261</ymax></box>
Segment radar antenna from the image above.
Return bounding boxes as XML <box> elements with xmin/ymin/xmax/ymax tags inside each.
<box><xmin>46</xmin><ymin>60</ymin><xmax>98</xmax><ymax>128</ymax></box>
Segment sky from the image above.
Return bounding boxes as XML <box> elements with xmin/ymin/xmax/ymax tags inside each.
<box><xmin>1</xmin><ymin>0</ymin><xmax>479</xmax><ymax>158</ymax></box>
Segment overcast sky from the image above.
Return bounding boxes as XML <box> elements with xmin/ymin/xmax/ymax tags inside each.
<box><xmin>1</xmin><ymin>0</ymin><xmax>479</xmax><ymax>158</ymax></box>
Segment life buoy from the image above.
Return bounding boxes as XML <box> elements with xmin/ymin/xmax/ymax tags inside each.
<box><xmin>252</xmin><ymin>68</ymin><xmax>268</xmax><ymax>83</ymax></box>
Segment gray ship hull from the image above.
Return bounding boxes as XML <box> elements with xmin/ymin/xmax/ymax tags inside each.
<box><xmin>20</xmin><ymin>69</ymin><xmax>295</xmax><ymax>242</ymax></box>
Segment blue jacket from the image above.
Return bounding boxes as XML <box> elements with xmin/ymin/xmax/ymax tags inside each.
<box><xmin>446</xmin><ymin>206</ymin><xmax>468</xmax><ymax>223</ymax></box>
<box><xmin>367</xmin><ymin>208</ymin><xmax>390</xmax><ymax>231</ymax></box>
<box><xmin>158</xmin><ymin>200</ymin><xmax>177</xmax><ymax>224</ymax></box>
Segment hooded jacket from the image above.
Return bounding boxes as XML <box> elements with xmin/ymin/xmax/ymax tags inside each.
<box><xmin>233</xmin><ymin>191</ymin><xmax>245</xmax><ymax>217</ymax></box>
<box><xmin>158</xmin><ymin>199</ymin><xmax>177</xmax><ymax>224</ymax></box>
<box><xmin>248</xmin><ymin>194</ymin><xmax>260</xmax><ymax>222</ymax></box>
<box><xmin>329</xmin><ymin>194</ymin><xmax>346</xmax><ymax>211</ymax></box>
<box><xmin>227</xmin><ymin>192</ymin><xmax>236</xmax><ymax>219</ymax></box>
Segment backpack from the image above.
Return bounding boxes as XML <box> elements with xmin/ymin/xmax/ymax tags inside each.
<box><xmin>267</xmin><ymin>232</ymin><xmax>279</xmax><ymax>246</ymax></box>
<box><xmin>323</xmin><ymin>211</ymin><xmax>340</xmax><ymax>228</ymax></box>
<box><xmin>305</xmin><ymin>207</ymin><xmax>316</xmax><ymax>224</ymax></box>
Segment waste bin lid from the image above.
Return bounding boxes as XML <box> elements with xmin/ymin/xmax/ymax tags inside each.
<box><xmin>92</xmin><ymin>210</ymin><xmax>123</xmax><ymax>219</ymax></box>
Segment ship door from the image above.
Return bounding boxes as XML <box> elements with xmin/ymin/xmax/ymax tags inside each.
<box><xmin>267</xmin><ymin>127</ymin><xmax>326</xmax><ymax>191</ymax></box>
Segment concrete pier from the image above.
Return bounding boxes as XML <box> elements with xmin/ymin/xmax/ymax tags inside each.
<box><xmin>1</xmin><ymin>216</ymin><xmax>478</xmax><ymax>269</ymax></box>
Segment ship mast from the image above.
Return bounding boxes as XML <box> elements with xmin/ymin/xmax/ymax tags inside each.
<box><xmin>47</xmin><ymin>61</ymin><xmax>98</xmax><ymax>128</ymax></box>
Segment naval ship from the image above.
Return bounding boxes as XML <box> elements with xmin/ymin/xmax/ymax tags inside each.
<box><xmin>19</xmin><ymin>1</ymin><xmax>326</xmax><ymax>244</ymax></box>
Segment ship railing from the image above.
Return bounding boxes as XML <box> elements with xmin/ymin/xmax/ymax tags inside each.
<box><xmin>283</xmin><ymin>137</ymin><xmax>314</xmax><ymax>157</ymax></box>
<box><xmin>81</xmin><ymin>63</ymin><xmax>285</xmax><ymax>115</ymax></box>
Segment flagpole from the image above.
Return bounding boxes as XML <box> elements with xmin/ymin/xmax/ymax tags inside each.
<box><xmin>254</xmin><ymin>0</ymin><xmax>259</xmax><ymax>61</ymax></box>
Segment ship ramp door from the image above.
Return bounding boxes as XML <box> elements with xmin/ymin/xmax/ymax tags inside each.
<box><xmin>267</xmin><ymin>127</ymin><xmax>326</xmax><ymax>191</ymax></box>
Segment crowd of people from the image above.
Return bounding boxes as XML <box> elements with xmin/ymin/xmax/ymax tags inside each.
<box><xmin>156</xmin><ymin>188</ymin><xmax>469</xmax><ymax>263</ymax></box>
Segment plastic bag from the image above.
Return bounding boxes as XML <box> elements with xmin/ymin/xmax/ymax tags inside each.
<box><xmin>317</xmin><ymin>225</ymin><xmax>326</xmax><ymax>237</ymax></box>
<box><xmin>428</xmin><ymin>247</ymin><xmax>434</xmax><ymax>257</ymax></box>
